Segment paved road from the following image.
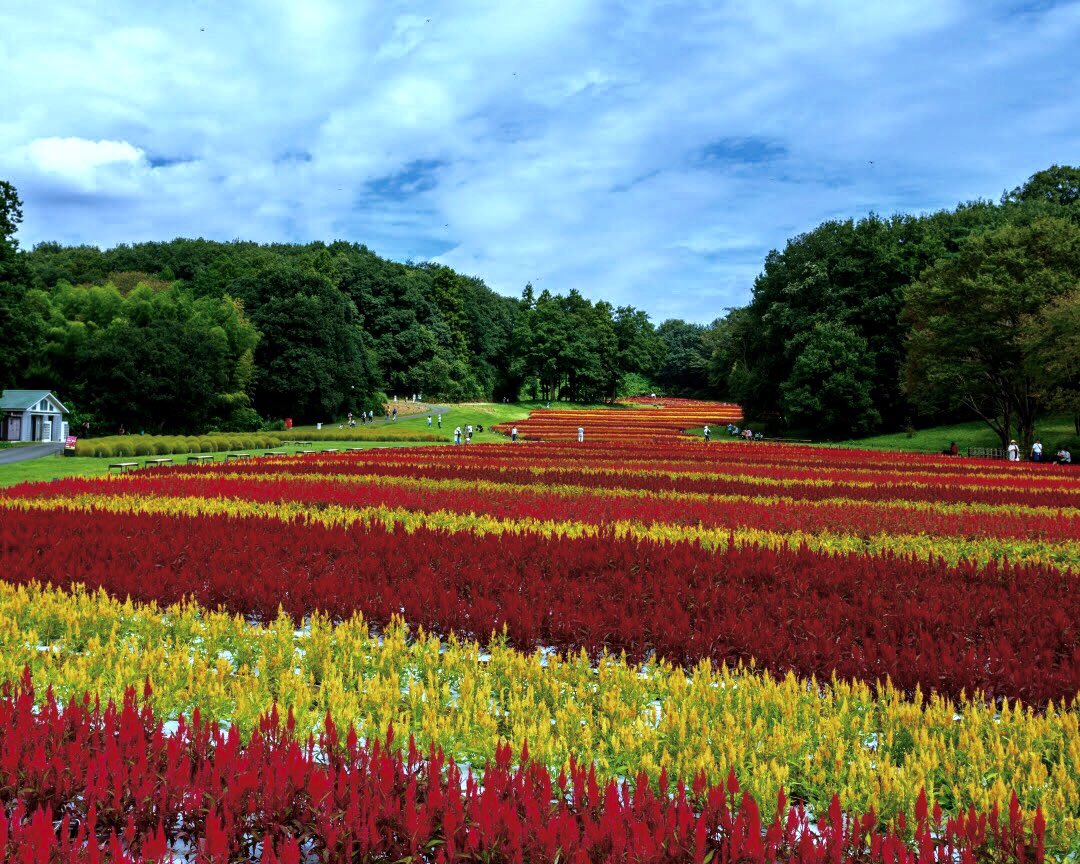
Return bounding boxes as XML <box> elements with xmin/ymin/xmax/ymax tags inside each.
<box><xmin>0</xmin><ymin>443</ymin><xmax>63</xmax><ymax>464</ymax></box>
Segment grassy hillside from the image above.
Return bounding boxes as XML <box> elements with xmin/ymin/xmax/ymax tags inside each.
<box><xmin>834</xmin><ymin>415</ymin><xmax>1077</xmax><ymax>453</ymax></box>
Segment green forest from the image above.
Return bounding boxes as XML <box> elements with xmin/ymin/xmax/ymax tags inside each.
<box><xmin>1</xmin><ymin>166</ymin><xmax>1078</xmax><ymax>446</ymax></box>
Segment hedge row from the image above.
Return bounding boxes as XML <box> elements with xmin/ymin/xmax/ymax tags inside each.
<box><xmin>73</xmin><ymin>434</ymin><xmax>282</xmax><ymax>458</ymax></box>
<box><xmin>73</xmin><ymin>430</ymin><xmax>443</xmax><ymax>457</ymax></box>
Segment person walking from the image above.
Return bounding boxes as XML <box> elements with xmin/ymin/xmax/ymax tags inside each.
<box><xmin>454</xmin><ymin>426</ymin><xmax>461</xmax><ymax>445</ymax></box>
<box><xmin>1007</xmin><ymin>439</ymin><xmax>1020</xmax><ymax>461</ymax></box>
<box><xmin>392</xmin><ymin>407</ymin><xmax>397</xmax><ymax>421</ymax></box>
<box><xmin>511</xmin><ymin>426</ymin><xmax>518</xmax><ymax>443</ymax></box>
<box><xmin>703</xmin><ymin>425</ymin><xmax>710</xmax><ymax>443</ymax></box>
<box><xmin>437</xmin><ymin>414</ymin><xmax>442</xmax><ymax>429</ymax></box>
<box><xmin>427</xmin><ymin>415</ymin><xmax>432</xmax><ymax>428</ymax></box>
<box><xmin>577</xmin><ymin>426</ymin><xmax>584</xmax><ymax>443</ymax></box>
<box><xmin>1032</xmin><ymin>440</ymin><xmax>1043</xmax><ymax>462</ymax></box>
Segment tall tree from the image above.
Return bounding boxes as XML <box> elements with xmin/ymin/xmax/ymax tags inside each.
<box><xmin>1021</xmin><ymin>287</ymin><xmax>1080</xmax><ymax>438</ymax></box>
<box><xmin>904</xmin><ymin>217</ymin><xmax>1080</xmax><ymax>449</ymax></box>
<box><xmin>0</xmin><ymin>181</ymin><xmax>44</xmax><ymax>389</ymax></box>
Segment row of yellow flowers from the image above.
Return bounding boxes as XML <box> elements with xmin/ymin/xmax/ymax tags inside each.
<box><xmin>3</xmin><ymin>491</ymin><xmax>1077</xmax><ymax>568</ymax></box>
<box><xmin>2</xmin><ymin>581</ymin><xmax>1076</xmax><ymax>853</ymax></box>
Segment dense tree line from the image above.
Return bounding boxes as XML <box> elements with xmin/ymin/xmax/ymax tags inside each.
<box><xmin>706</xmin><ymin>165</ymin><xmax>1080</xmax><ymax>447</ymax></box>
<box><xmin>0</xmin><ymin>183</ymin><xmax>661</xmax><ymax>433</ymax></box>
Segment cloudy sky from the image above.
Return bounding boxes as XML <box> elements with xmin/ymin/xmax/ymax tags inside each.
<box><xmin>1</xmin><ymin>1</ymin><xmax>1078</xmax><ymax>321</ymax></box>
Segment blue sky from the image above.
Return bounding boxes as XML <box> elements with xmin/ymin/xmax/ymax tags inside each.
<box><xmin>1</xmin><ymin>1</ymin><xmax>1078</xmax><ymax>322</ymax></box>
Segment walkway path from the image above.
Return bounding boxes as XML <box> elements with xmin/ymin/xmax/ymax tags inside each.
<box><xmin>0</xmin><ymin>443</ymin><xmax>63</xmax><ymax>465</ymax></box>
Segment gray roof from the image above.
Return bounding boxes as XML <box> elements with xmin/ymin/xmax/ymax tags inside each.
<box><xmin>0</xmin><ymin>390</ymin><xmax>68</xmax><ymax>413</ymax></box>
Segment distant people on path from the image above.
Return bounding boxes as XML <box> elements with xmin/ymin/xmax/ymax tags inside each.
<box><xmin>703</xmin><ymin>425</ymin><xmax>710</xmax><ymax>442</ymax></box>
<box><xmin>1007</xmin><ymin>439</ymin><xmax>1020</xmax><ymax>461</ymax></box>
<box><xmin>511</xmin><ymin>426</ymin><xmax>518</xmax><ymax>443</ymax></box>
<box><xmin>347</xmin><ymin>412</ymin><xmax>354</xmax><ymax>427</ymax></box>
<box><xmin>427</xmin><ymin>415</ymin><xmax>432</xmax><ymax>427</ymax></box>
<box><xmin>1032</xmin><ymin>440</ymin><xmax>1043</xmax><ymax>462</ymax></box>
<box><xmin>454</xmin><ymin>426</ymin><xmax>462</xmax><ymax>445</ymax></box>
<box><xmin>578</xmin><ymin>426</ymin><xmax>584</xmax><ymax>443</ymax></box>
<box><xmin>437</xmin><ymin>414</ymin><xmax>442</xmax><ymax>429</ymax></box>
<box><xmin>392</xmin><ymin>407</ymin><xmax>397</xmax><ymax>421</ymax></box>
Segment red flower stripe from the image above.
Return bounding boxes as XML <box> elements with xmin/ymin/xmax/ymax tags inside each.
<box><xmin>0</xmin><ymin>672</ymin><xmax>1046</xmax><ymax>863</ymax></box>
<box><xmin>2</xmin><ymin>507</ymin><xmax>1078</xmax><ymax>704</ymax></box>
<box><xmin>18</xmin><ymin>471</ymin><xmax>1080</xmax><ymax>544</ymax></box>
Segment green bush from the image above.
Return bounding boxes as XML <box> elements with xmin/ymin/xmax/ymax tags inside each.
<box><xmin>113</xmin><ymin>441</ymin><xmax>135</xmax><ymax>458</ymax></box>
<box><xmin>197</xmin><ymin>437</ymin><xmax>216</xmax><ymax>453</ymax></box>
<box><xmin>133</xmin><ymin>440</ymin><xmax>154</xmax><ymax>457</ymax></box>
<box><xmin>92</xmin><ymin>443</ymin><xmax>112</xmax><ymax>458</ymax></box>
<box><xmin>152</xmin><ymin>440</ymin><xmax>172</xmax><ymax>455</ymax></box>
<box><xmin>261</xmin><ymin>419</ymin><xmax>287</xmax><ymax>432</ymax></box>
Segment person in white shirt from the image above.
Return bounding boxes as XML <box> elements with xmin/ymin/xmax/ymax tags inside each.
<box><xmin>511</xmin><ymin>426</ymin><xmax>518</xmax><ymax>442</ymax></box>
<box><xmin>1032</xmin><ymin>440</ymin><xmax>1043</xmax><ymax>462</ymax></box>
<box><xmin>454</xmin><ymin>426</ymin><xmax>461</xmax><ymax>444</ymax></box>
<box><xmin>1007</xmin><ymin>440</ymin><xmax>1019</xmax><ymax>461</ymax></box>
<box><xmin>1058</xmin><ymin>448</ymin><xmax>1072</xmax><ymax>464</ymax></box>
<box><xmin>703</xmin><ymin>425</ymin><xmax>710</xmax><ymax>442</ymax></box>
<box><xmin>577</xmin><ymin>426</ymin><xmax>584</xmax><ymax>443</ymax></box>
<box><xmin>427</xmin><ymin>415</ymin><xmax>432</xmax><ymax>428</ymax></box>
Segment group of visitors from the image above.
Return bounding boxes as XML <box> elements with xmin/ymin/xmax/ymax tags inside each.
<box><xmin>725</xmin><ymin>423</ymin><xmax>762</xmax><ymax>441</ymax></box>
<box><xmin>452</xmin><ymin>424</ymin><xmax>485</xmax><ymax>444</ymax></box>
<box><xmin>1007</xmin><ymin>439</ymin><xmax>1071</xmax><ymax>464</ymax></box>
<box><xmin>342</xmin><ymin>410</ymin><xmax>376</xmax><ymax>428</ymax></box>
<box><xmin>946</xmin><ymin>437</ymin><xmax>1075</xmax><ymax>464</ymax></box>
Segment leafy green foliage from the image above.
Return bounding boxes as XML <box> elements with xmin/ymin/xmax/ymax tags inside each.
<box><xmin>904</xmin><ymin>217</ymin><xmax>1080</xmax><ymax>448</ymax></box>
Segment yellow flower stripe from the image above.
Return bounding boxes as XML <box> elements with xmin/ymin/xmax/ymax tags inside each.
<box><xmin>2</xmin><ymin>582</ymin><xmax>1076</xmax><ymax>853</ymax></box>
<box><xmin>327</xmin><ymin>455</ymin><xmax>1079</xmax><ymax>492</ymax></box>
<box><xmin>2</xmin><ymin>491</ymin><xmax>1077</xmax><ymax>569</ymax></box>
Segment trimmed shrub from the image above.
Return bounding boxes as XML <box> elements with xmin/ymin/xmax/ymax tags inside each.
<box><xmin>133</xmin><ymin>441</ymin><xmax>154</xmax><ymax>457</ymax></box>
<box><xmin>112</xmin><ymin>441</ymin><xmax>135</xmax><ymax>458</ymax></box>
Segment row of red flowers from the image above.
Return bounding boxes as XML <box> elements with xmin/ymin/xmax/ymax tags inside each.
<box><xmin>2</xmin><ymin>507</ymin><xmax>1077</xmax><ymax>704</ymax></box>
<box><xmin>27</xmin><ymin>471</ymin><xmax>1079</xmax><ymax>543</ymax></box>
<box><xmin>0</xmin><ymin>671</ymin><xmax>1045</xmax><ymax>863</ymax></box>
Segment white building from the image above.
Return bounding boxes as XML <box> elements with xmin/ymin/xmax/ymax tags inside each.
<box><xmin>0</xmin><ymin>390</ymin><xmax>69</xmax><ymax>443</ymax></box>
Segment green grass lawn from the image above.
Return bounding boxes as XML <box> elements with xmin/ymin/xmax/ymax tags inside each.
<box><xmin>832</xmin><ymin>415</ymin><xmax>1078</xmax><ymax>453</ymax></box>
<box><xmin>303</xmin><ymin>402</ymin><xmax>533</xmax><ymax>444</ymax></box>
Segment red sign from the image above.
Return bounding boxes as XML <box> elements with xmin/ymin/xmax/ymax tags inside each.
<box><xmin>65</xmin><ymin>435</ymin><xmax>77</xmax><ymax>451</ymax></box>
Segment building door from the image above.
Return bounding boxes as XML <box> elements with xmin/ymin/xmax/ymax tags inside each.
<box><xmin>32</xmin><ymin>415</ymin><xmax>42</xmax><ymax>441</ymax></box>
<box><xmin>8</xmin><ymin>416</ymin><xmax>21</xmax><ymax>441</ymax></box>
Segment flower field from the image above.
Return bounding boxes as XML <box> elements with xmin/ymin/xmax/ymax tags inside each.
<box><xmin>0</xmin><ymin>399</ymin><xmax>1076</xmax><ymax>860</ymax></box>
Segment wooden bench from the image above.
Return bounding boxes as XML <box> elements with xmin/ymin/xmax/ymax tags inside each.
<box><xmin>144</xmin><ymin>457</ymin><xmax>174</xmax><ymax>466</ymax></box>
<box><xmin>345</xmin><ymin>446</ymin><xmax>365</xmax><ymax>451</ymax></box>
<box><xmin>321</xmin><ymin>448</ymin><xmax>339</xmax><ymax>453</ymax></box>
<box><xmin>296</xmin><ymin>448</ymin><xmax>316</xmax><ymax>454</ymax></box>
<box><xmin>290</xmin><ymin>440</ymin><xmax>312</xmax><ymax>447</ymax></box>
<box><xmin>225</xmin><ymin>452</ymin><xmax>252</xmax><ymax>462</ymax></box>
<box><xmin>261</xmin><ymin>449</ymin><xmax>286</xmax><ymax>456</ymax></box>
<box><xmin>107</xmin><ymin>461</ymin><xmax>138</xmax><ymax>473</ymax></box>
<box><xmin>186</xmin><ymin>454</ymin><xmax>215</xmax><ymax>464</ymax></box>
<box><xmin>967</xmin><ymin>447</ymin><xmax>1005</xmax><ymax>459</ymax></box>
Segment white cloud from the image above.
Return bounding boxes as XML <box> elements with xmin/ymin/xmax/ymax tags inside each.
<box><xmin>23</xmin><ymin>137</ymin><xmax>144</xmax><ymax>187</ymax></box>
<box><xmin>0</xmin><ymin>0</ymin><xmax>1078</xmax><ymax>319</ymax></box>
